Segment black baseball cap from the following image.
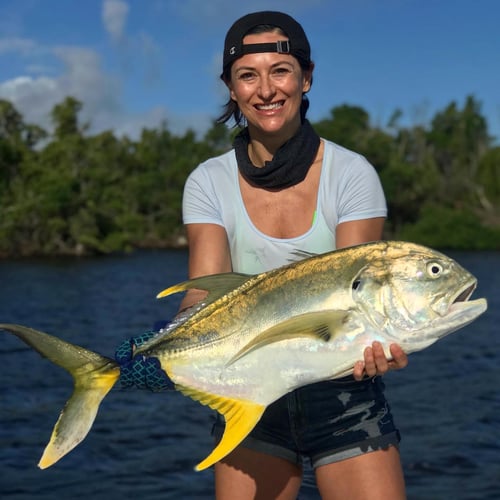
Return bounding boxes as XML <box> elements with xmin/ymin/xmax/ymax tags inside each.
<box><xmin>221</xmin><ymin>11</ymin><xmax>311</xmax><ymax>78</ymax></box>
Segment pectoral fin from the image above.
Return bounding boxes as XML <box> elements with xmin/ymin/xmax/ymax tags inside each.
<box><xmin>177</xmin><ymin>385</ymin><xmax>265</xmax><ymax>471</ymax></box>
<box><xmin>227</xmin><ymin>310</ymin><xmax>350</xmax><ymax>366</ymax></box>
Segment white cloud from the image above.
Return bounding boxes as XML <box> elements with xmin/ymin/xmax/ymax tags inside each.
<box><xmin>0</xmin><ymin>42</ymin><xmax>209</xmax><ymax>139</ymax></box>
<box><xmin>0</xmin><ymin>46</ymin><xmax>122</xmax><ymax>134</ymax></box>
<box><xmin>0</xmin><ymin>36</ymin><xmax>37</xmax><ymax>55</ymax></box>
<box><xmin>101</xmin><ymin>1</ymin><xmax>163</xmax><ymax>88</ymax></box>
<box><xmin>102</xmin><ymin>0</ymin><xmax>129</xmax><ymax>42</ymax></box>
<box><xmin>0</xmin><ymin>75</ymin><xmax>60</xmax><ymax>130</ymax></box>
<box><xmin>0</xmin><ymin>75</ymin><xmax>57</xmax><ymax>105</ymax></box>
<box><xmin>0</xmin><ymin>2</ymin><xmax>210</xmax><ymax>141</ymax></box>
<box><xmin>112</xmin><ymin>105</ymin><xmax>212</xmax><ymax>138</ymax></box>
<box><xmin>25</xmin><ymin>63</ymin><xmax>55</xmax><ymax>75</ymax></box>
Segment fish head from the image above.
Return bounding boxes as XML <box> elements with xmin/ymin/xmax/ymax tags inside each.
<box><xmin>350</xmin><ymin>242</ymin><xmax>487</xmax><ymax>352</ymax></box>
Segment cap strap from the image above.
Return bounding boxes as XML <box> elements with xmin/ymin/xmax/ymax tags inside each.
<box><xmin>237</xmin><ymin>40</ymin><xmax>290</xmax><ymax>56</ymax></box>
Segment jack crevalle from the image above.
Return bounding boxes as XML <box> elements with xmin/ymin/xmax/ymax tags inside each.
<box><xmin>0</xmin><ymin>241</ymin><xmax>487</xmax><ymax>471</ymax></box>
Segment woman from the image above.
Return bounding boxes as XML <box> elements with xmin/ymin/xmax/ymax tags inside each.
<box><xmin>181</xmin><ymin>11</ymin><xmax>408</xmax><ymax>499</ymax></box>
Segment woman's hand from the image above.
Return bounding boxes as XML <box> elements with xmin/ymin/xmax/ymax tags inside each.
<box><xmin>353</xmin><ymin>342</ymin><xmax>408</xmax><ymax>380</ymax></box>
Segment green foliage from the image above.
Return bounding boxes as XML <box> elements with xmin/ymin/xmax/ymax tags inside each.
<box><xmin>380</xmin><ymin>157</ymin><xmax>441</xmax><ymax>231</ymax></box>
<box><xmin>313</xmin><ymin>104</ymin><xmax>370</xmax><ymax>152</ymax></box>
<box><xmin>0</xmin><ymin>95</ymin><xmax>498</xmax><ymax>257</ymax></box>
<box><xmin>476</xmin><ymin>147</ymin><xmax>500</xmax><ymax>203</ymax></box>
<box><xmin>426</xmin><ymin>95</ymin><xmax>490</xmax><ymax>204</ymax></box>
<box><xmin>398</xmin><ymin>205</ymin><xmax>500</xmax><ymax>250</ymax></box>
<box><xmin>51</xmin><ymin>96</ymin><xmax>87</xmax><ymax>139</ymax></box>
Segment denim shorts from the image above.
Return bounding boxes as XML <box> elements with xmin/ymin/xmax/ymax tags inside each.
<box><xmin>213</xmin><ymin>376</ymin><xmax>400</xmax><ymax>468</ymax></box>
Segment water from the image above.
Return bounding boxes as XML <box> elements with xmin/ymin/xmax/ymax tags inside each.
<box><xmin>0</xmin><ymin>249</ymin><xmax>498</xmax><ymax>499</ymax></box>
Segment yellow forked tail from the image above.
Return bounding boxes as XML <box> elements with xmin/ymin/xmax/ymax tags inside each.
<box><xmin>0</xmin><ymin>323</ymin><xmax>120</xmax><ymax>469</ymax></box>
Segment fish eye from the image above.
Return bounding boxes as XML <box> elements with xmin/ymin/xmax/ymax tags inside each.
<box><xmin>352</xmin><ymin>279</ymin><xmax>361</xmax><ymax>291</ymax></box>
<box><xmin>426</xmin><ymin>261</ymin><xmax>443</xmax><ymax>278</ymax></box>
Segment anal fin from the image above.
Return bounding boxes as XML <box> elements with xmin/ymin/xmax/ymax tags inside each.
<box><xmin>177</xmin><ymin>385</ymin><xmax>266</xmax><ymax>471</ymax></box>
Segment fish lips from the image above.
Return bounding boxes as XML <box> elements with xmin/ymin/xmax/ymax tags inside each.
<box><xmin>443</xmin><ymin>278</ymin><xmax>488</xmax><ymax>327</ymax></box>
<box><xmin>444</xmin><ymin>296</ymin><xmax>488</xmax><ymax>328</ymax></box>
<box><xmin>432</xmin><ymin>278</ymin><xmax>482</xmax><ymax>316</ymax></box>
<box><xmin>426</xmin><ymin>279</ymin><xmax>487</xmax><ymax>340</ymax></box>
<box><xmin>399</xmin><ymin>279</ymin><xmax>487</xmax><ymax>352</ymax></box>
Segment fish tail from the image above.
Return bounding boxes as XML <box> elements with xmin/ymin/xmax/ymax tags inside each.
<box><xmin>0</xmin><ymin>323</ymin><xmax>120</xmax><ymax>469</ymax></box>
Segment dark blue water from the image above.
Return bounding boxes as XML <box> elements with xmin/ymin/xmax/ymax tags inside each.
<box><xmin>0</xmin><ymin>249</ymin><xmax>498</xmax><ymax>499</ymax></box>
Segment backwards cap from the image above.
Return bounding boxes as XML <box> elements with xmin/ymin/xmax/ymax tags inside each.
<box><xmin>221</xmin><ymin>11</ymin><xmax>311</xmax><ymax>77</ymax></box>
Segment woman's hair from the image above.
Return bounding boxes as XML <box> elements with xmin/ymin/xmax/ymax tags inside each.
<box><xmin>217</xmin><ymin>25</ymin><xmax>313</xmax><ymax>127</ymax></box>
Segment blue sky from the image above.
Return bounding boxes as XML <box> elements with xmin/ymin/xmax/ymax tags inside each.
<box><xmin>1</xmin><ymin>0</ymin><xmax>499</xmax><ymax>144</ymax></box>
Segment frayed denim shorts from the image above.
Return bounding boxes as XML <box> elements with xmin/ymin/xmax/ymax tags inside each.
<box><xmin>213</xmin><ymin>376</ymin><xmax>400</xmax><ymax>469</ymax></box>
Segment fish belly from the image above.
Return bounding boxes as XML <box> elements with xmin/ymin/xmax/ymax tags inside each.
<box><xmin>166</xmin><ymin>336</ymin><xmax>383</xmax><ymax>406</ymax></box>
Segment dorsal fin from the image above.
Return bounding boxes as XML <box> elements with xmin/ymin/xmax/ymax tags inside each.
<box><xmin>176</xmin><ymin>385</ymin><xmax>265</xmax><ymax>471</ymax></box>
<box><xmin>157</xmin><ymin>273</ymin><xmax>252</xmax><ymax>306</ymax></box>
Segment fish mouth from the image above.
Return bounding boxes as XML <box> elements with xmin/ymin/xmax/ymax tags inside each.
<box><xmin>410</xmin><ymin>278</ymin><xmax>487</xmax><ymax>347</ymax></box>
<box><xmin>452</xmin><ymin>281</ymin><xmax>477</xmax><ymax>304</ymax></box>
<box><xmin>433</xmin><ymin>278</ymin><xmax>478</xmax><ymax>317</ymax></box>
<box><xmin>443</xmin><ymin>278</ymin><xmax>487</xmax><ymax>320</ymax></box>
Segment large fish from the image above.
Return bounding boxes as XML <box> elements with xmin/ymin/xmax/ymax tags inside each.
<box><xmin>0</xmin><ymin>241</ymin><xmax>487</xmax><ymax>471</ymax></box>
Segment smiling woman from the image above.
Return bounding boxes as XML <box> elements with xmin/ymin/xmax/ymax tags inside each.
<box><xmin>219</xmin><ymin>25</ymin><xmax>313</xmax><ymax>134</ymax></box>
<box><xmin>230</xmin><ymin>46</ymin><xmax>308</xmax><ymax>134</ymax></box>
<box><xmin>228</xmin><ymin>37</ymin><xmax>312</xmax><ymax>159</ymax></box>
<box><xmin>178</xmin><ymin>10</ymin><xmax>408</xmax><ymax>500</ymax></box>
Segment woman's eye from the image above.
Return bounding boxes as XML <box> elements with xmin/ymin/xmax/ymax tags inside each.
<box><xmin>273</xmin><ymin>67</ymin><xmax>290</xmax><ymax>75</ymax></box>
<box><xmin>238</xmin><ymin>72</ymin><xmax>255</xmax><ymax>81</ymax></box>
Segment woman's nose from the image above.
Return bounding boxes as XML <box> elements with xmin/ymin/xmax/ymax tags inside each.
<box><xmin>258</xmin><ymin>77</ymin><xmax>276</xmax><ymax>99</ymax></box>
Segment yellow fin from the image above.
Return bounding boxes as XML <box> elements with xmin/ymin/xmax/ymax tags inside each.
<box><xmin>0</xmin><ymin>323</ymin><xmax>120</xmax><ymax>469</ymax></box>
<box><xmin>177</xmin><ymin>385</ymin><xmax>265</xmax><ymax>471</ymax></box>
<box><xmin>156</xmin><ymin>273</ymin><xmax>251</xmax><ymax>304</ymax></box>
<box><xmin>39</xmin><ymin>369</ymin><xmax>119</xmax><ymax>469</ymax></box>
<box><xmin>227</xmin><ymin>310</ymin><xmax>349</xmax><ymax>366</ymax></box>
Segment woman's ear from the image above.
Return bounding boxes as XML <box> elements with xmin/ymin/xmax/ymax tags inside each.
<box><xmin>302</xmin><ymin>62</ymin><xmax>315</xmax><ymax>93</ymax></box>
<box><xmin>223</xmin><ymin>75</ymin><xmax>236</xmax><ymax>101</ymax></box>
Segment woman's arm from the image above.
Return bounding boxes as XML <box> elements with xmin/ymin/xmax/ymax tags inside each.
<box><xmin>335</xmin><ymin>217</ymin><xmax>385</xmax><ymax>248</ymax></box>
<box><xmin>335</xmin><ymin>218</ymin><xmax>409</xmax><ymax>380</ymax></box>
<box><xmin>178</xmin><ymin>223</ymin><xmax>232</xmax><ymax>312</ymax></box>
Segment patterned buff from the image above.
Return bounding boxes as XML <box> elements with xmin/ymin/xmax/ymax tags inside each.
<box><xmin>115</xmin><ymin>331</ymin><xmax>175</xmax><ymax>392</ymax></box>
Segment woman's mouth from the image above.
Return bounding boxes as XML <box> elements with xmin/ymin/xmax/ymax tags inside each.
<box><xmin>255</xmin><ymin>101</ymin><xmax>284</xmax><ymax>111</ymax></box>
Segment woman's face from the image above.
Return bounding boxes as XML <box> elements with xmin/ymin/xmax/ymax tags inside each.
<box><xmin>228</xmin><ymin>31</ymin><xmax>312</xmax><ymax>140</ymax></box>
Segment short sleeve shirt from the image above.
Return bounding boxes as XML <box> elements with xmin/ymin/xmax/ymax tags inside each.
<box><xmin>183</xmin><ymin>139</ymin><xmax>387</xmax><ymax>274</ymax></box>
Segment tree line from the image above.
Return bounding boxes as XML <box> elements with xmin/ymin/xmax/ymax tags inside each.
<box><xmin>0</xmin><ymin>95</ymin><xmax>498</xmax><ymax>258</ymax></box>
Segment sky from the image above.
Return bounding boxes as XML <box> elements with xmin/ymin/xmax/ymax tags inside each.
<box><xmin>1</xmin><ymin>0</ymin><xmax>499</xmax><ymax>143</ymax></box>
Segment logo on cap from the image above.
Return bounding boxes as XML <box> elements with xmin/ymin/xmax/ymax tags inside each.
<box><xmin>229</xmin><ymin>46</ymin><xmax>236</xmax><ymax>55</ymax></box>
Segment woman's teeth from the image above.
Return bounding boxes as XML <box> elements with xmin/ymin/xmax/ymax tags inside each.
<box><xmin>256</xmin><ymin>102</ymin><xmax>283</xmax><ymax>110</ymax></box>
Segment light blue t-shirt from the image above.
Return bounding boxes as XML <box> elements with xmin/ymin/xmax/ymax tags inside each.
<box><xmin>183</xmin><ymin>139</ymin><xmax>387</xmax><ymax>274</ymax></box>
